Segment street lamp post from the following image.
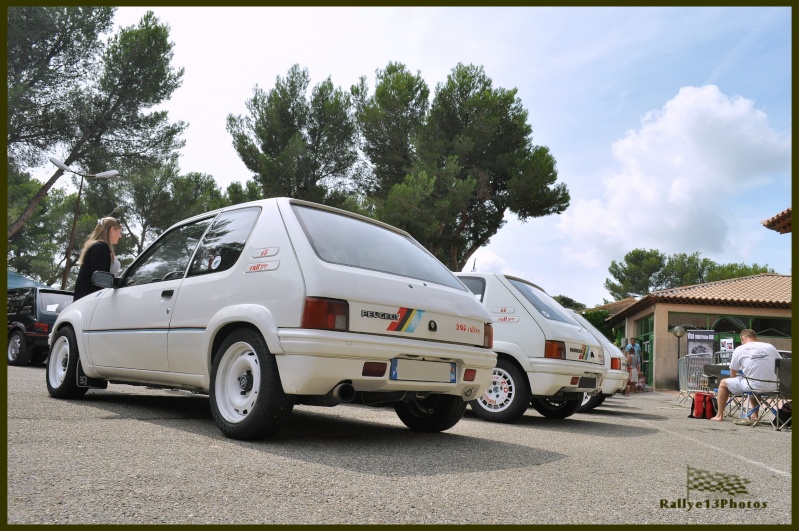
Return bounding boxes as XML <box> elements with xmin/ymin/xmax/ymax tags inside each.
<box><xmin>51</xmin><ymin>158</ymin><xmax>119</xmax><ymax>290</ymax></box>
<box><xmin>672</xmin><ymin>325</ymin><xmax>686</xmax><ymax>363</ymax></box>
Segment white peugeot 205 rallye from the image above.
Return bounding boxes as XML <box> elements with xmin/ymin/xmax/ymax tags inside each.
<box><xmin>455</xmin><ymin>273</ymin><xmax>605</xmax><ymax>423</ymax></box>
<box><xmin>47</xmin><ymin>198</ymin><xmax>496</xmax><ymax>440</ymax></box>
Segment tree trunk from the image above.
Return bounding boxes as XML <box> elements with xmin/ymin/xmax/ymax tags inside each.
<box><xmin>7</xmin><ymin>169</ymin><xmax>66</xmax><ymax>238</ymax></box>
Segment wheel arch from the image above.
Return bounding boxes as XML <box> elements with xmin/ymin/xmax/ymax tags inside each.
<box><xmin>203</xmin><ymin>304</ymin><xmax>282</xmax><ymax>376</ymax></box>
<box><xmin>7</xmin><ymin>322</ymin><xmax>27</xmax><ymax>336</ymax></box>
<box><xmin>492</xmin><ymin>345</ymin><xmax>533</xmax><ymax>395</ymax></box>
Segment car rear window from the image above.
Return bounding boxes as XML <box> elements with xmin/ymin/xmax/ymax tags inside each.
<box><xmin>38</xmin><ymin>291</ymin><xmax>73</xmax><ymax>314</ymax></box>
<box><xmin>507</xmin><ymin>278</ymin><xmax>573</xmax><ymax>324</ymax></box>
<box><xmin>292</xmin><ymin>204</ymin><xmax>464</xmax><ymax>290</ymax></box>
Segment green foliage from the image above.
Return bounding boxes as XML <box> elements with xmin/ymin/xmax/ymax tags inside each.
<box><xmin>229</xmin><ymin>61</ymin><xmax>569</xmax><ymax>272</ymax></box>
<box><xmin>604</xmin><ymin>248</ymin><xmax>667</xmax><ymax>299</ymax></box>
<box><xmin>706</xmin><ymin>262</ymin><xmax>774</xmax><ymax>282</ymax></box>
<box><xmin>553</xmin><ymin>295</ymin><xmax>586</xmax><ymax>311</ymax></box>
<box><xmin>392</xmin><ymin>63</ymin><xmax>568</xmax><ymax>270</ymax></box>
<box><xmin>7</xmin><ymin>6</ymin><xmax>116</xmax><ymax>167</ymax></box>
<box><xmin>224</xmin><ymin>181</ymin><xmax>263</xmax><ymax>205</ymax></box>
<box><xmin>582</xmin><ymin>309</ymin><xmax>614</xmax><ymax>342</ymax></box>
<box><xmin>226</xmin><ymin>64</ymin><xmax>358</xmax><ymax>205</ymax></box>
<box><xmin>659</xmin><ymin>252</ymin><xmax>715</xmax><ymax>288</ymax></box>
<box><xmin>7</xmin><ymin>163</ymin><xmax>74</xmax><ymax>286</ymax></box>
<box><xmin>605</xmin><ymin>248</ymin><xmax>777</xmax><ymax>300</ymax></box>
<box><xmin>7</xmin><ymin>8</ymin><xmax>187</xmax><ymax>239</ymax></box>
<box><xmin>352</xmin><ymin>62</ymin><xmax>429</xmax><ymax>197</ymax></box>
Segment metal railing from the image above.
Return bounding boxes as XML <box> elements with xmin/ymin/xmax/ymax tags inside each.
<box><xmin>712</xmin><ymin>350</ymin><xmax>733</xmax><ymax>364</ymax></box>
<box><xmin>676</xmin><ymin>352</ymin><xmax>713</xmax><ymax>404</ymax></box>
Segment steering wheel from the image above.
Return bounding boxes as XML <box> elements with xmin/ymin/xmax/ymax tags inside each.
<box><xmin>161</xmin><ymin>271</ymin><xmax>184</xmax><ymax>281</ymax></box>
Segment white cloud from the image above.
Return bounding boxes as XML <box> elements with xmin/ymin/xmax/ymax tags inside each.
<box><xmin>558</xmin><ymin>85</ymin><xmax>791</xmax><ymax>261</ymax></box>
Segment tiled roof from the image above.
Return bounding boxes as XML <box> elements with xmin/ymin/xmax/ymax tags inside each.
<box><xmin>611</xmin><ymin>273</ymin><xmax>791</xmax><ymax>320</ymax></box>
<box><xmin>761</xmin><ymin>207</ymin><xmax>791</xmax><ymax>234</ymax></box>
<box><xmin>589</xmin><ymin>297</ymin><xmax>637</xmax><ymax>316</ymax></box>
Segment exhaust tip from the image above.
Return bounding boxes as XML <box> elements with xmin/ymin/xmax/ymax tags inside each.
<box><xmin>331</xmin><ymin>383</ymin><xmax>356</xmax><ymax>403</ymax></box>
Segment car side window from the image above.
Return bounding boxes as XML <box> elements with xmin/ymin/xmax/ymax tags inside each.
<box><xmin>508</xmin><ymin>278</ymin><xmax>573</xmax><ymax>324</ymax></box>
<box><xmin>7</xmin><ymin>289</ymin><xmax>29</xmax><ymax>315</ymax></box>
<box><xmin>187</xmin><ymin>207</ymin><xmax>260</xmax><ymax>277</ymax></box>
<box><xmin>123</xmin><ymin>217</ymin><xmax>214</xmax><ymax>287</ymax></box>
<box><xmin>458</xmin><ymin>276</ymin><xmax>486</xmax><ymax>303</ymax></box>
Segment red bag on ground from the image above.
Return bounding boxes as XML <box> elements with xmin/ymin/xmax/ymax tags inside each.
<box><xmin>689</xmin><ymin>392</ymin><xmax>718</xmax><ymax>419</ymax></box>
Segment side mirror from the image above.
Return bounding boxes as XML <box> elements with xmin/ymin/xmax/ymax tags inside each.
<box><xmin>92</xmin><ymin>270</ymin><xmax>119</xmax><ymax>289</ymax></box>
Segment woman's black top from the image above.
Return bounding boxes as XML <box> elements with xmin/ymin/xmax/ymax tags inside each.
<box><xmin>73</xmin><ymin>241</ymin><xmax>111</xmax><ymax>301</ymax></box>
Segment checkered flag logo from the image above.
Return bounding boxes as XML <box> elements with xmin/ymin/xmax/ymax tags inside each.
<box><xmin>687</xmin><ymin>466</ymin><xmax>751</xmax><ymax>497</ymax></box>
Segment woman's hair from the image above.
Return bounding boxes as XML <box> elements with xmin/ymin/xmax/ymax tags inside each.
<box><xmin>77</xmin><ymin>216</ymin><xmax>121</xmax><ymax>265</ymax></box>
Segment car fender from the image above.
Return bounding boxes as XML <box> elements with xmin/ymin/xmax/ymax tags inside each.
<box><xmin>203</xmin><ymin>303</ymin><xmax>283</xmax><ymax>374</ymax></box>
<box><xmin>492</xmin><ymin>340</ymin><xmax>532</xmax><ymax>372</ymax></box>
<box><xmin>7</xmin><ymin>322</ymin><xmax>27</xmax><ymax>336</ymax></box>
<box><xmin>49</xmin><ymin>298</ymin><xmax>102</xmax><ymax>374</ymax></box>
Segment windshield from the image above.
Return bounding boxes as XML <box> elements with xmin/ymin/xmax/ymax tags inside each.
<box><xmin>292</xmin><ymin>205</ymin><xmax>464</xmax><ymax>290</ymax></box>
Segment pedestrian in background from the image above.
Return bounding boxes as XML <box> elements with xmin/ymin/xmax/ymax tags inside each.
<box><xmin>72</xmin><ymin>217</ymin><xmax>123</xmax><ymax>301</ymax></box>
<box><xmin>626</xmin><ymin>338</ymin><xmax>641</xmax><ymax>394</ymax></box>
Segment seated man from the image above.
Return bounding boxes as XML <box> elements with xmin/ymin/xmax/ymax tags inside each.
<box><xmin>711</xmin><ymin>329</ymin><xmax>780</xmax><ymax>423</ymax></box>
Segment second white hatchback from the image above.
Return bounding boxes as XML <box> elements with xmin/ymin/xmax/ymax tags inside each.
<box><xmin>455</xmin><ymin>273</ymin><xmax>605</xmax><ymax>422</ymax></box>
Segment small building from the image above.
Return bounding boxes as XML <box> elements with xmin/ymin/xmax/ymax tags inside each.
<box><xmin>608</xmin><ymin>273</ymin><xmax>792</xmax><ymax>390</ymax></box>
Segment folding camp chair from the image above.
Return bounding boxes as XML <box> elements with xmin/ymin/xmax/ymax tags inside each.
<box><xmin>704</xmin><ymin>365</ymin><xmax>742</xmax><ymax>417</ymax></box>
<box><xmin>739</xmin><ymin>358</ymin><xmax>790</xmax><ymax>429</ymax></box>
<box><xmin>772</xmin><ymin>358</ymin><xmax>791</xmax><ymax>431</ymax></box>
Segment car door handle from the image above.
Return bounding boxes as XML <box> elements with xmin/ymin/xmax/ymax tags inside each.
<box><xmin>161</xmin><ymin>290</ymin><xmax>174</xmax><ymax>298</ymax></box>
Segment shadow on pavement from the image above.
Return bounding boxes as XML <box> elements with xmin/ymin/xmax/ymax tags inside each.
<box><xmin>67</xmin><ymin>390</ymin><xmax>568</xmax><ymax>477</ymax></box>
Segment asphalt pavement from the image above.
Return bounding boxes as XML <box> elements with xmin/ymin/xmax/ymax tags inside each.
<box><xmin>6</xmin><ymin>364</ymin><xmax>792</xmax><ymax>524</ymax></box>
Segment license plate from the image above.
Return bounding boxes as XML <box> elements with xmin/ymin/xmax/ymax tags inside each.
<box><xmin>390</xmin><ymin>359</ymin><xmax>456</xmax><ymax>383</ymax></box>
<box><xmin>578</xmin><ymin>377</ymin><xmax>597</xmax><ymax>388</ymax></box>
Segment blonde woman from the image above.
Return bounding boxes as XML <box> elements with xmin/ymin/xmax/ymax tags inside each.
<box><xmin>72</xmin><ymin>217</ymin><xmax>123</xmax><ymax>300</ymax></box>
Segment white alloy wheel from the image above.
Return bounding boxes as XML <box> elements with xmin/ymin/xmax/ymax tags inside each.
<box><xmin>8</xmin><ymin>333</ymin><xmax>22</xmax><ymax>361</ymax></box>
<box><xmin>581</xmin><ymin>392</ymin><xmax>591</xmax><ymax>407</ymax></box>
<box><xmin>48</xmin><ymin>335</ymin><xmax>70</xmax><ymax>389</ymax></box>
<box><xmin>213</xmin><ymin>341</ymin><xmax>262</xmax><ymax>424</ymax></box>
<box><xmin>7</xmin><ymin>330</ymin><xmax>30</xmax><ymax>365</ymax></box>
<box><xmin>478</xmin><ymin>366</ymin><xmax>517</xmax><ymax>413</ymax></box>
<box><xmin>470</xmin><ymin>357</ymin><xmax>530</xmax><ymax>422</ymax></box>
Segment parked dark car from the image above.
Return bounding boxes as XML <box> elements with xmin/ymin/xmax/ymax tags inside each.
<box><xmin>7</xmin><ymin>287</ymin><xmax>73</xmax><ymax>365</ymax></box>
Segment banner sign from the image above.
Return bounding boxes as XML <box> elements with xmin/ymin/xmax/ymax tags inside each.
<box><xmin>686</xmin><ymin>330</ymin><xmax>716</xmax><ymax>357</ymax></box>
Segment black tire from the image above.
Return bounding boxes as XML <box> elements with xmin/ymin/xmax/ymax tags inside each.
<box><xmin>209</xmin><ymin>327</ymin><xmax>294</xmax><ymax>440</ymax></box>
<box><xmin>46</xmin><ymin>327</ymin><xmax>89</xmax><ymax>399</ymax></box>
<box><xmin>531</xmin><ymin>396</ymin><xmax>581</xmax><ymax>419</ymax></box>
<box><xmin>394</xmin><ymin>394</ymin><xmax>467</xmax><ymax>432</ymax></box>
<box><xmin>578</xmin><ymin>392</ymin><xmax>606</xmax><ymax>413</ymax></box>
<box><xmin>469</xmin><ymin>357</ymin><xmax>530</xmax><ymax>423</ymax></box>
<box><xmin>7</xmin><ymin>330</ymin><xmax>31</xmax><ymax>366</ymax></box>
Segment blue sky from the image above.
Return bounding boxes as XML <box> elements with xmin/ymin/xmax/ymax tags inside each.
<box><xmin>105</xmin><ymin>6</ymin><xmax>791</xmax><ymax>306</ymax></box>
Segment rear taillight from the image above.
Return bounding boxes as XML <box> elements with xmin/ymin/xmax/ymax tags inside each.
<box><xmin>483</xmin><ymin>323</ymin><xmax>493</xmax><ymax>349</ymax></box>
<box><xmin>610</xmin><ymin>358</ymin><xmax>621</xmax><ymax>370</ymax></box>
<box><xmin>33</xmin><ymin>322</ymin><xmax>49</xmax><ymax>334</ymax></box>
<box><xmin>544</xmin><ymin>340</ymin><xmax>566</xmax><ymax>359</ymax></box>
<box><xmin>301</xmin><ymin>297</ymin><xmax>349</xmax><ymax>332</ymax></box>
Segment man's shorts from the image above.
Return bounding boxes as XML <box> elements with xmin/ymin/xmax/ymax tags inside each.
<box><xmin>725</xmin><ymin>375</ymin><xmax>777</xmax><ymax>395</ymax></box>
<box><xmin>725</xmin><ymin>375</ymin><xmax>752</xmax><ymax>396</ymax></box>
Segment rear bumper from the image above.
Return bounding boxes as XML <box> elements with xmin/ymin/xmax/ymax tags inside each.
<box><xmin>276</xmin><ymin>329</ymin><xmax>497</xmax><ymax>399</ymax></box>
<box><xmin>527</xmin><ymin>358</ymin><xmax>605</xmax><ymax>396</ymax></box>
<box><xmin>602</xmin><ymin>369</ymin><xmax>629</xmax><ymax>395</ymax></box>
